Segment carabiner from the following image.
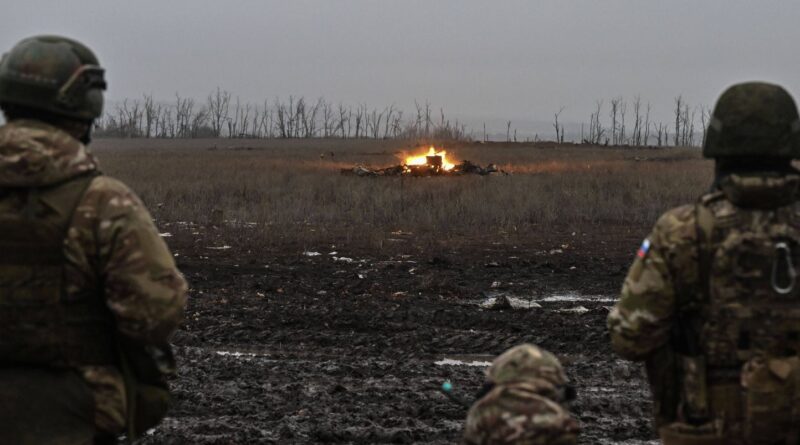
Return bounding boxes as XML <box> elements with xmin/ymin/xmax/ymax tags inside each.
<box><xmin>772</xmin><ymin>242</ymin><xmax>797</xmax><ymax>295</ymax></box>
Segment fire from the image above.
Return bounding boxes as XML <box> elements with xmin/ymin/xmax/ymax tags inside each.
<box><xmin>404</xmin><ymin>146</ymin><xmax>455</xmax><ymax>171</ymax></box>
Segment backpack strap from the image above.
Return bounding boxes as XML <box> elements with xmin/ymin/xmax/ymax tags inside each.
<box><xmin>695</xmin><ymin>199</ymin><xmax>716</xmax><ymax>305</ymax></box>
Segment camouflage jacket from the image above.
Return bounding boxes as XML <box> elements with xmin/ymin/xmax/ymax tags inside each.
<box><xmin>463</xmin><ymin>381</ymin><xmax>579</xmax><ymax>445</ymax></box>
<box><xmin>0</xmin><ymin>119</ymin><xmax>188</xmax><ymax>433</ymax></box>
<box><xmin>607</xmin><ymin>173</ymin><xmax>800</xmax><ymax>361</ymax></box>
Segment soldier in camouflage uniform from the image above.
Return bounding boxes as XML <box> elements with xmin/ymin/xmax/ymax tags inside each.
<box><xmin>463</xmin><ymin>344</ymin><xmax>579</xmax><ymax>445</ymax></box>
<box><xmin>608</xmin><ymin>82</ymin><xmax>800</xmax><ymax>445</ymax></box>
<box><xmin>0</xmin><ymin>36</ymin><xmax>187</xmax><ymax>444</ymax></box>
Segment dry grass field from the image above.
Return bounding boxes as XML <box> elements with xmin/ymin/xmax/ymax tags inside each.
<box><xmin>93</xmin><ymin>138</ymin><xmax>710</xmax><ymax>251</ymax></box>
<box><xmin>89</xmin><ymin>138</ymin><xmax>711</xmax><ymax>444</ymax></box>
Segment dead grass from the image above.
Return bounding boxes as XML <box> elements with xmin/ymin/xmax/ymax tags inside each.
<box><xmin>91</xmin><ymin>138</ymin><xmax>712</xmax><ymax>250</ymax></box>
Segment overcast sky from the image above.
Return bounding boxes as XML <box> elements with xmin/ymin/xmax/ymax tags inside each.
<box><xmin>2</xmin><ymin>0</ymin><xmax>799</xmax><ymax>128</ymax></box>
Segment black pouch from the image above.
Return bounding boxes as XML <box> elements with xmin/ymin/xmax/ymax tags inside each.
<box><xmin>119</xmin><ymin>341</ymin><xmax>175</xmax><ymax>439</ymax></box>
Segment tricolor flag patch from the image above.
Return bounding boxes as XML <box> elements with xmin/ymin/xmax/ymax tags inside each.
<box><xmin>637</xmin><ymin>238</ymin><xmax>651</xmax><ymax>259</ymax></box>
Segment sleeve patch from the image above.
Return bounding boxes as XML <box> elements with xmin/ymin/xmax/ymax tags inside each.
<box><xmin>636</xmin><ymin>238</ymin><xmax>651</xmax><ymax>259</ymax></box>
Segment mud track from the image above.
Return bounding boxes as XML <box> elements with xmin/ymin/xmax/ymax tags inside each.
<box><xmin>141</xmin><ymin>227</ymin><xmax>657</xmax><ymax>444</ymax></box>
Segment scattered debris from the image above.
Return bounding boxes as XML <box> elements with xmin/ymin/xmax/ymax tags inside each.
<box><xmin>480</xmin><ymin>295</ymin><xmax>512</xmax><ymax>310</ymax></box>
<box><xmin>341</xmin><ymin>146</ymin><xmax>506</xmax><ymax>177</ymax></box>
<box><xmin>207</xmin><ymin>245</ymin><xmax>232</xmax><ymax>250</ymax></box>
<box><xmin>303</xmin><ymin>251</ymin><xmax>322</xmax><ymax>257</ymax></box>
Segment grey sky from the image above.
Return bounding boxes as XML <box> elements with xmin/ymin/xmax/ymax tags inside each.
<box><xmin>2</xmin><ymin>0</ymin><xmax>799</xmax><ymax>127</ymax></box>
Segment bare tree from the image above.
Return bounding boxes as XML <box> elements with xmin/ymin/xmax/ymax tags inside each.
<box><xmin>610</xmin><ymin>97</ymin><xmax>620</xmax><ymax>145</ymax></box>
<box><xmin>207</xmin><ymin>87</ymin><xmax>231</xmax><ymax>137</ymax></box>
<box><xmin>553</xmin><ymin>107</ymin><xmax>565</xmax><ymax>143</ymax></box>
<box><xmin>587</xmin><ymin>100</ymin><xmax>605</xmax><ymax>144</ymax></box>
<box><xmin>674</xmin><ymin>95</ymin><xmax>684</xmax><ymax>146</ymax></box>
<box><xmin>632</xmin><ymin>96</ymin><xmax>642</xmax><ymax>146</ymax></box>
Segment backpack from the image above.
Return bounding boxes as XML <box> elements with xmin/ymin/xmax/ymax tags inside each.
<box><xmin>693</xmin><ymin>191</ymin><xmax>800</xmax><ymax>443</ymax></box>
<box><xmin>0</xmin><ymin>171</ymin><xmax>116</xmax><ymax>367</ymax></box>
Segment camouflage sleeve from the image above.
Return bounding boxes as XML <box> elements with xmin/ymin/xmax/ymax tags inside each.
<box><xmin>607</xmin><ymin>205</ymin><xmax>696</xmax><ymax>361</ymax></box>
<box><xmin>85</xmin><ymin>176</ymin><xmax>188</xmax><ymax>344</ymax></box>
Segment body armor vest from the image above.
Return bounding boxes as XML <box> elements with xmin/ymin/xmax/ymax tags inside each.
<box><xmin>690</xmin><ymin>191</ymin><xmax>800</xmax><ymax>443</ymax></box>
<box><xmin>0</xmin><ymin>172</ymin><xmax>116</xmax><ymax>368</ymax></box>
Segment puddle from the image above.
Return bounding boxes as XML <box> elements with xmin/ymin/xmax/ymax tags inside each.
<box><xmin>540</xmin><ymin>292</ymin><xmax>616</xmax><ymax>303</ymax></box>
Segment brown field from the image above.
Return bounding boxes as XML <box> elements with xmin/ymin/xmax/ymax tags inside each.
<box><xmin>94</xmin><ymin>138</ymin><xmax>710</xmax><ymax>251</ymax></box>
<box><xmin>90</xmin><ymin>138</ymin><xmax>711</xmax><ymax>444</ymax></box>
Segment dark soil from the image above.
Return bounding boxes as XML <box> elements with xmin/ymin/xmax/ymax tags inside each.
<box><xmin>140</xmin><ymin>224</ymin><xmax>657</xmax><ymax>445</ymax></box>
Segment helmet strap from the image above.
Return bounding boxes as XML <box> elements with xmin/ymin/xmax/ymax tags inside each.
<box><xmin>712</xmin><ymin>158</ymin><xmax>797</xmax><ymax>190</ymax></box>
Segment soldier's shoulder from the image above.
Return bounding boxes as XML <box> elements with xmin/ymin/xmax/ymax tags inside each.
<box><xmin>83</xmin><ymin>176</ymin><xmax>143</xmax><ymax>206</ymax></box>
<box><xmin>77</xmin><ymin>175</ymin><xmax>148</xmax><ymax>223</ymax></box>
<box><xmin>651</xmin><ymin>204</ymin><xmax>697</xmax><ymax>248</ymax></box>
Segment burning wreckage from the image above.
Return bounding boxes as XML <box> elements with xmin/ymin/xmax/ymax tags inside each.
<box><xmin>342</xmin><ymin>147</ymin><xmax>505</xmax><ymax>177</ymax></box>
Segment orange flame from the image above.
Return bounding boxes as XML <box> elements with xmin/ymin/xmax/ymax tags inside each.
<box><xmin>404</xmin><ymin>146</ymin><xmax>455</xmax><ymax>171</ymax></box>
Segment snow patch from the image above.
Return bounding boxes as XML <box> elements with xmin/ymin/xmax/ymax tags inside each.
<box><xmin>435</xmin><ymin>358</ymin><xmax>492</xmax><ymax>367</ymax></box>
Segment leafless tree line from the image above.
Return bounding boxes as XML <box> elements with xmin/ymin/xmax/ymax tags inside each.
<box><xmin>95</xmin><ymin>89</ymin><xmax>470</xmax><ymax>140</ymax></box>
<box><xmin>576</xmin><ymin>95</ymin><xmax>709</xmax><ymax>147</ymax></box>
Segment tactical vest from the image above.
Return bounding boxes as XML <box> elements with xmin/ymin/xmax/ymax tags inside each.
<box><xmin>672</xmin><ymin>183</ymin><xmax>800</xmax><ymax>444</ymax></box>
<box><xmin>0</xmin><ymin>172</ymin><xmax>116</xmax><ymax>368</ymax></box>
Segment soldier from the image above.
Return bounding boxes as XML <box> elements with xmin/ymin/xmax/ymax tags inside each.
<box><xmin>608</xmin><ymin>82</ymin><xmax>800</xmax><ymax>444</ymax></box>
<box><xmin>0</xmin><ymin>36</ymin><xmax>188</xmax><ymax>444</ymax></box>
<box><xmin>463</xmin><ymin>344</ymin><xmax>579</xmax><ymax>445</ymax></box>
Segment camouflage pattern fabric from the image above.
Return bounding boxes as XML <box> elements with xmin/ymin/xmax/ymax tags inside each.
<box><xmin>0</xmin><ymin>119</ymin><xmax>188</xmax><ymax>434</ymax></box>
<box><xmin>463</xmin><ymin>382</ymin><xmax>579</xmax><ymax>445</ymax></box>
<box><xmin>463</xmin><ymin>344</ymin><xmax>578</xmax><ymax>445</ymax></box>
<box><xmin>608</xmin><ymin>173</ymin><xmax>800</xmax><ymax>360</ymax></box>
<box><xmin>487</xmin><ymin>344</ymin><xmax>568</xmax><ymax>387</ymax></box>
<box><xmin>607</xmin><ymin>172</ymin><xmax>800</xmax><ymax>442</ymax></box>
<box><xmin>606</xmin><ymin>200</ymin><xmax>699</xmax><ymax>361</ymax></box>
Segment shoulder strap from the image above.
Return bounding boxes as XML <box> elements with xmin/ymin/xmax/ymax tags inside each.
<box><xmin>695</xmin><ymin>199</ymin><xmax>715</xmax><ymax>305</ymax></box>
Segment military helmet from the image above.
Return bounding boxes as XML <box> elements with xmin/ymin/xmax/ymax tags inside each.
<box><xmin>703</xmin><ymin>82</ymin><xmax>800</xmax><ymax>158</ymax></box>
<box><xmin>487</xmin><ymin>344</ymin><xmax>568</xmax><ymax>387</ymax></box>
<box><xmin>0</xmin><ymin>35</ymin><xmax>106</xmax><ymax>121</ymax></box>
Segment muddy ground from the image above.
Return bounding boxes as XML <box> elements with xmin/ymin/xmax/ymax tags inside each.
<box><xmin>140</xmin><ymin>224</ymin><xmax>657</xmax><ymax>445</ymax></box>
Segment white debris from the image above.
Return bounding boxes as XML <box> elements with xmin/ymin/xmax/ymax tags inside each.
<box><xmin>215</xmin><ymin>351</ymin><xmax>259</xmax><ymax>358</ymax></box>
<box><xmin>159</xmin><ymin>232</ymin><xmax>172</xmax><ymax>237</ymax></box>
<box><xmin>328</xmin><ymin>251</ymin><xmax>338</xmax><ymax>256</ymax></box>
<box><xmin>490</xmin><ymin>281</ymin><xmax>501</xmax><ymax>288</ymax></box>
<box><xmin>435</xmin><ymin>358</ymin><xmax>492</xmax><ymax>367</ymax></box>
<box><xmin>480</xmin><ymin>296</ymin><xmax>510</xmax><ymax>309</ymax></box>
<box><xmin>541</xmin><ymin>293</ymin><xmax>616</xmax><ymax>303</ymax></box>
<box><xmin>333</xmin><ymin>256</ymin><xmax>354</xmax><ymax>263</ymax></box>
<box><xmin>557</xmin><ymin>306</ymin><xmax>591</xmax><ymax>314</ymax></box>
<box><xmin>303</xmin><ymin>251</ymin><xmax>321</xmax><ymax>257</ymax></box>
<box><xmin>504</xmin><ymin>297</ymin><xmax>543</xmax><ymax>310</ymax></box>
<box><xmin>207</xmin><ymin>245</ymin><xmax>232</xmax><ymax>250</ymax></box>
<box><xmin>480</xmin><ymin>295</ymin><xmax>541</xmax><ymax>310</ymax></box>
